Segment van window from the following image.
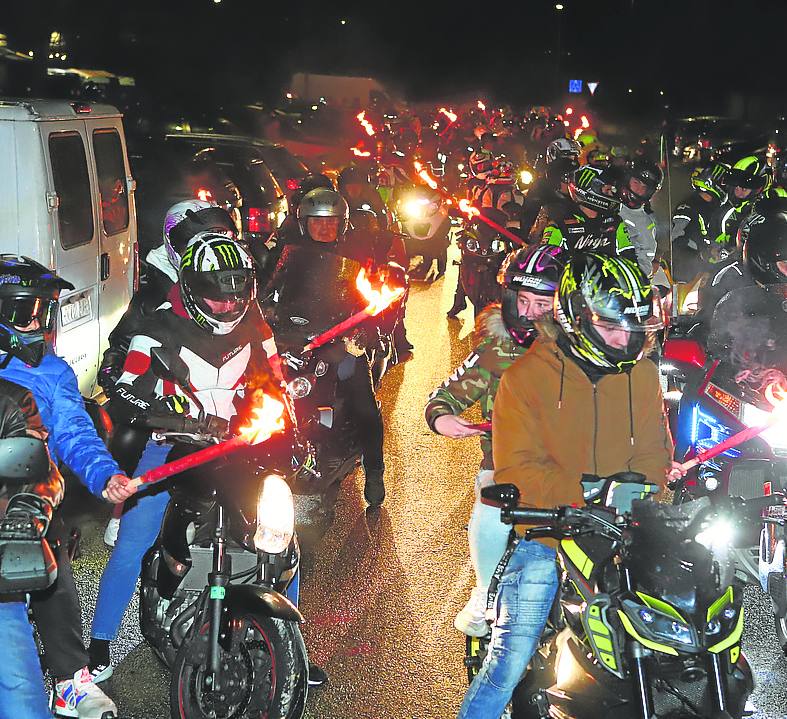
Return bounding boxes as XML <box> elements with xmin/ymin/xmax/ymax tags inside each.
<box><xmin>49</xmin><ymin>132</ymin><xmax>94</xmax><ymax>249</ymax></box>
<box><xmin>93</xmin><ymin>129</ymin><xmax>130</xmax><ymax>235</ymax></box>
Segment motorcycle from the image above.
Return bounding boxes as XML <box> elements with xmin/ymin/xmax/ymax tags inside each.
<box><xmin>662</xmin><ymin>283</ymin><xmax>787</xmax><ymax>653</ymax></box>
<box><xmin>137</xmin><ymin>347</ymin><xmax>310</xmax><ymax>719</ymax></box>
<box><xmin>474</xmin><ymin>158</ymin><xmax>524</xmax><ymax>213</ymax></box>
<box><xmin>472</xmin><ymin>478</ymin><xmax>782</xmax><ymax>719</ymax></box>
<box><xmin>455</xmin><ymin>208</ymin><xmax>512</xmax><ymax>316</ymax></box>
<box><xmin>394</xmin><ymin>183</ymin><xmax>452</xmax><ymax>281</ymax></box>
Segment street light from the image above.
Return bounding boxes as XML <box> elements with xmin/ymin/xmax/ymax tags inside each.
<box><xmin>555</xmin><ymin>3</ymin><xmax>564</xmax><ymax>9</ymax></box>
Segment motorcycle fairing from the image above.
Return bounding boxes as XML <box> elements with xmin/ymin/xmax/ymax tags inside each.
<box><xmin>582</xmin><ymin>595</ymin><xmax>625</xmax><ymax>678</ymax></box>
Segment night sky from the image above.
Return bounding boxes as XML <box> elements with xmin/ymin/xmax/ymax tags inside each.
<box><xmin>2</xmin><ymin>1</ymin><xmax>787</xmax><ymax>115</ymax></box>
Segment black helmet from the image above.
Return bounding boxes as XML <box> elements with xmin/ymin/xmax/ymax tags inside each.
<box><xmin>349</xmin><ymin>207</ymin><xmax>380</xmax><ymax>234</ymax></box>
<box><xmin>726</xmin><ymin>155</ymin><xmax>769</xmax><ymax>208</ymax></box>
<box><xmin>289</xmin><ymin>173</ymin><xmax>335</xmax><ymax>212</ymax></box>
<box><xmin>555</xmin><ymin>252</ymin><xmax>661</xmax><ymax>373</ymax></box>
<box><xmin>620</xmin><ymin>158</ymin><xmax>663</xmax><ymax>208</ymax></box>
<box><xmin>0</xmin><ymin>255</ymin><xmax>74</xmax><ymax>366</ymax></box>
<box><xmin>337</xmin><ymin>165</ymin><xmax>371</xmax><ymax>190</ymax></box>
<box><xmin>741</xmin><ymin>196</ymin><xmax>787</xmax><ymax>285</ymax></box>
<box><xmin>568</xmin><ymin>166</ymin><xmax>620</xmax><ymax>214</ymax></box>
<box><xmin>690</xmin><ymin>162</ymin><xmax>729</xmax><ymax>203</ymax></box>
<box><xmin>497</xmin><ymin>244</ymin><xmax>566</xmax><ymax>346</ymax></box>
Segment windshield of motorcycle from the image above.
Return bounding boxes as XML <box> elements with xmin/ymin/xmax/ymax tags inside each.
<box><xmin>708</xmin><ymin>284</ymin><xmax>787</xmax><ymax>392</ymax></box>
<box><xmin>270</xmin><ymin>245</ymin><xmax>367</xmax><ymax>348</ymax></box>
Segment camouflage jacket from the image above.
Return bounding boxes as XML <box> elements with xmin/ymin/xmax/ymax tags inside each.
<box><xmin>424</xmin><ymin>305</ymin><xmax>526</xmax><ymax>469</ymax></box>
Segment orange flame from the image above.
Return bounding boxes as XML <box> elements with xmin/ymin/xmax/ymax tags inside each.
<box><xmin>580</xmin><ymin>115</ymin><xmax>590</xmax><ymax>129</ymax></box>
<box><xmin>351</xmin><ymin>145</ymin><xmax>371</xmax><ymax>157</ymax></box>
<box><xmin>765</xmin><ymin>383</ymin><xmax>787</xmax><ymax>417</ymax></box>
<box><xmin>413</xmin><ymin>160</ymin><xmax>438</xmax><ymax>190</ymax></box>
<box><xmin>477</xmin><ymin>100</ymin><xmax>486</xmax><ymax>111</ymax></box>
<box><xmin>355</xmin><ymin>267</ymin><xmax>405</xmax><ymax>316</ymax></box>
<box><xmin>439</xmin><ymin>107</ymin><xmax>458</xmax><ymax>123</ymax></box>
<box><xmin>356</xmin><ymin>110</ymin><xmax>376</xmax><ymax>137</ymax></box>
<box><xmin>458</xmin><ymin>198</ymin><xmax>480</xmax><ymax>218</ymax></box>
<box><xmin>237</xmin><ymin>394</ymin><xmax>286</xmax><ymax>445</ymax></box>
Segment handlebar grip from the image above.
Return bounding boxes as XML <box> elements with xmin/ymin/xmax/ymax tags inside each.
<box><xmin>504</xmin><ymin>508</ymin><xmax>560</xmax><ymax>525</ymax></box>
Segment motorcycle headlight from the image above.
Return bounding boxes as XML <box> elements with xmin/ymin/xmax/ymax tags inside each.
<box><xmin>491</xmin><ymin>239</ymin><xmax>507</xmax><ymax>254</ymax></box>
<box><xmin>402</xmin><ymin>197</ymin><xmax>429</xmax><ymax>220</ymax></box>
<box><xmin>519</xmin><ymin>169</ymin><xmax>534</xmax><ymax>185</ymax></box>
<box><xmin>286</xmin><ymin>376</ymin><xmax>312</xmax><ymax>399</ymax></box>
<box><xmin>465</xmin><ymin>238</ymin><xmax>480</xmax><ymax>252</ymax></box>
<box><xmin>254</xmin><ymin>474</ymin><xmax>294</xmax><ymax>554</ymax></box>
<box><xmin>621</xmin><ymin>599</ymin><xmax>700</xmax><ymax>652</ymax></box>
<box><xmin>314</xmin><ymin>360</ymin><xmax>328</xmax><ymax>377</ymax></box>
<box><xmin>695</xmin><ymin>518</ymin><xmax>735</xmax><ymax>552</ymax></box>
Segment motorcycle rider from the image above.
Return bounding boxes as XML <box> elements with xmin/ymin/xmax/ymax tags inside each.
<box><xmin>458</xmin><ymin>252</ymin><xmax>673</xmax><ymax>718</ymax></box>
<box><xmin>468</xmin><ymin>133</ymin><xmax>497</xmax><ymax>201</ymax></box>
<box><xmin>0</xmin><ymin>378</ymin><xmax>64</xmax><ymax>719</ymax></box>
<box><xmin>671</xmin><ymin>161</ymin><xmax>729</xmax><ymax>281</ymax></box>
<box><xmin>541</xmin><ymin>166</ymin><xmax>637</xmax><ymax>261</ymax></box>
<box><xmin>517</xmin><ymin>137</ymin><xmax>580</xmax><ymax>241</ymax></box>
<box><xmin>266</xmin><ymin>189</ymin><xmax>388</xmax><ymax>507</ymax></box>
<box><xmin>337</xmin><ymin>165</ymin><xmax>390</xmax><ymax>230</ymax></box>
<box><xmin>425</xmin><ymin>245</ymin><xmax>566</xmax><ymax>637</ymax></box>
<box><xmin>88</xmin><ymin>233</ymin><xmax>285</xmax><ymax>678</ymax></box>
<box><xmin>609</xmin><ymin>157</ymin><xmax>664</xmax><ymax>273</ymax></box>
<box><xmin>0</xmin><ymin>256</ymin><xmax>121</xmax><ymax>718</ymax></box>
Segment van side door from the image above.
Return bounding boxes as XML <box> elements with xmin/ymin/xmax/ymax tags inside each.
<box><xmin>44</xmin><ymin>123</ymin><xmax>101</xmax><ymax>396</ymax></box>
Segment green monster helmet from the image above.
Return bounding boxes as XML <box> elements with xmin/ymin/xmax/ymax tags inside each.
<box><xmin>179</xmin><ymin>232</ymin><xmax>255</xmax><ymax>335</ymax></box>
<box><xmin>555</xmin><ymin>252</ymin><xmax>662</xmax><ymax>373</ymax></box>
<box><xmin>725</xmin><ymin>155</ymin><xmax>770</xmax><ymax>208</ymax></box>
<box><xmin>690</xmin><ymin>162</ymin><xmax>729</xmax><ymax>203</ymax></box>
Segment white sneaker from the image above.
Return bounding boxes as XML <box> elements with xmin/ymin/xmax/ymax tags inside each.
<box><xmin>52</xmin><ymin>666</ymin><xmax>117</xmax><ymax>718</ymax></box>
<box><xmin>103</xmin><ymin>517</ymin><xmax>120</xmax><ymax>548</ymax></box>
<box><xmin>454</xmin><ymin>586</ymin><xmax>490</xmax><ymax>637</ymax></box>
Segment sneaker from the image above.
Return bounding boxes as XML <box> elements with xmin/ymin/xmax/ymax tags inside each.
<box><xmin>454</xmin><ymin>586</ymin><xmax>489</xmax><ymax>637</ymax></box>
<box><xmin>103</xmin><ymin>517</ymin><xmax>120</xmax><ymax>548</ymax></box>
<box><xmin>307</xmin><ymin>662</ymin><xmax>329</xmax><ymax>687</ymax></box>
<box><xmin>363</xmin><ymin>469</ymin><xmax>385</xmax><ymax>508</ymax></box>
<box><xmin>89</xmin><ymin>661</ymin><xmax>113</xmax><ymax>684</ymax></box>
<box><xmin>52</xmin><ymin>666</ymin><xmax>117</xmax><ymax>718</ymax></box>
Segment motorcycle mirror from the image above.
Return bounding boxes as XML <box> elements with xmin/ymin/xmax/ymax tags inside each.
<box><xmin>150</xmin><ymin>347</ymin><xmax>191</xmax><ymax>387</ymax></box>
<box><xmin>480</xmin><ymin>483</ymin><xmax>520</xmax><ymax>508</ymax></box>
<box><xmin>0</xmin><ymin>437</ymin><xmax>50</xmax><ymax>484</ymax></box>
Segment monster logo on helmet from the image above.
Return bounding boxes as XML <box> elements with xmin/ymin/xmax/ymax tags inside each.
<box><xmin>568</xmin><ymin>166</ymin><xmax>621</xmax><ymax>214</ymax></box>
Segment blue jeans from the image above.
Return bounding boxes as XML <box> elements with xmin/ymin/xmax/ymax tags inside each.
<box><xmin>467</xmin><ymin>470</ymin><xmax>511</xmax><ymax>589</ymax></box>
<box><xmin>0</xmin><ymin>600</ymin><xmax>52</xmax><ymax>718</ymax></box>
<box><xmin>458</xmin><ymin>539</ymin><xmax>558</xmax><ymax>719</ymax></box>
<box><xmin>92</xmin><ymin>440</ymin><xmax>172</xmax><ymax>641</ymax></box>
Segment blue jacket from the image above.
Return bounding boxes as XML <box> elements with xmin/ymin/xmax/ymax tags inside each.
<box><xmin>0</xmin><ymin>352</ymin><xmax>120</xmax><ymax>498</ymax></box>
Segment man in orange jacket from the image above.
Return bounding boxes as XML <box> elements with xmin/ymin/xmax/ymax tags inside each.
<box><xmin>458</xmin><ymin>252</ymin><xmax>673</xmax><ymax>718</ymax></box>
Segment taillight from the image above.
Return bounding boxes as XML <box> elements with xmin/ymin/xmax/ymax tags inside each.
<box><xmin>247</xmin><ymin>207</ymin><xmax>272</xmax><ymax>235</ymax></box>
<box><xmin>286</xmin><ymin>178</ymin><xmax>300</xmax><ymax>191</ymax></box>
<box><xmin>699</xmin><ymin>139</ymin><xmax>711</xmax><ymax>149</ymax></box>
<box><xmin>663</xmin><ymin>338</ymin><xmax>706</xmax><ymax>368</ymax></box>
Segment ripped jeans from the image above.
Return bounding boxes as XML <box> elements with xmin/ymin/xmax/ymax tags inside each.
<box><xmin>458</xmin><ymin>538</ymin><xmax>558</xmax><ymax>719</ymax></box>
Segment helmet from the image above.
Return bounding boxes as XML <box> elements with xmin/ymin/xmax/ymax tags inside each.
<box><xmin>289</xmin><ymin>173</ymin><xmax>335</xmax><ymax>212</ymax></box>
<box><xmin>546</xmin><ymin>138</ymin><xmax>581</xmax><ymax>164</ymax></box>
<box><xmin>555</xmin><ymin>252</ymin><xmax>661</xmax><ymax>373</ymax></box>
<box><xmin>741</xmin><ymin>196</ymin><xmax>787</xmax><ymax>285</ymax></box>
<box><xmin>690</xmin><ymin>162</ymin><xmax>728</xmax><ymax>202</ymax></box>
<box><xmin>179</xmin><ymin>233</ymin><xmax>255</xmax><ymax>336</ymax></box>
<box><xmin>0</xmin><ymin>255</ymin><xmax>74</xmax><ymax>366</ymax></box>
<box><xmin>497</xmin><ymin>244</ymin><xmax>566</xmax><ymax>346</ymax></box>
<box><xmin>586</xmin><ymin>147</ymin><xmax>612</xmax><ymax>169</ymax></box>
<box><xmin>337</xmin><ymin>165</ymin><xmax>371</xmax><ymax>190</ymax></box>
<box><xmin>296</xmin><ymin>189</ymin><xmax>350</xmax><ymax>243</ymax></box>
<box><xmin>163</xmin><ymin>199</ymin><xmax>237</xmax><ymax>269</ymax></box>
<box><xmin>725</xmin><ymin>155</ymin><xmax>769</xmax><ymax>208</ymax></box>
<box><xmin>349</xmin><ymin>207</ymin><xmax>380</xmax><ymax>234</ymax></box>
<box><xmin>620</xmin><ymin>158</ymin><xmax>664</xmax><ymax>208</ymax></box>
<box><xmin>568</xmin><ymin>166</ymin><xmax>621</xmax><ymax>214</ymax></box>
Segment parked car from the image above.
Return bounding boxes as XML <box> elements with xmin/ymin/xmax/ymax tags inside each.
<box><xmin>0</xmin><ymin>98</ymin><xmax>137</xmax><ymax>398</ymax></box>
<box><xmin>255</xmin><ymin>142</ymin><xmax>310</xmax><ymax>202</ymax></box>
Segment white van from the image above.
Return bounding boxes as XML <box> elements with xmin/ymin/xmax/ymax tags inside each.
<box><xmin>0</xmin><ymin>99</ymin><xmax>138</xmax><ymax>398</ymax></box>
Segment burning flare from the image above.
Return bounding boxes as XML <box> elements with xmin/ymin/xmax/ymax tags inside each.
<box><xmin>356</xmin><ymin>110</ymin><xmax>376</xmax><ymax>137</ymax></box>
<box><xmin>765</xmin><ymin>382</ymin><xmax>787</xmax><ymax>418</ymax></box>
<box><xmin>238</xmin><ymin>394</ymin><xmax>286</xmax><ymax>445</ymax></box>
<box><xmin>477</xmin><ymin>100</ymin><xmax>486</xmax><ymax>111</ymax></box>
<box><xmin>356</xmin><ymin>267</ymin><xmax>405</xmax><ymax>315</ymax></box>
<box><xmin>351</xmin><ymin>145</ymin><xmax>371</xmax><ymax>157</ymax></box>
<box><xmin>413</xmin><ymin>160</ymin><xmax>438</xmax><ymax>190</ymax></box>
<box><xmin>439</xmin><ymin>107</ymin><xmax>458</xmax><ymax>123</ymax></box>
<box><xmin>459</xmin><ymin>198</ymin><xmax>480</xmax><ymax>218</ymax></box>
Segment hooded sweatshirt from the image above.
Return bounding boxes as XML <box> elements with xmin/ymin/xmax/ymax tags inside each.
<box><xmin>492</xmin><ymin>322</ymin><xmax>673</xmax><ymax>542</ymax></box>
<box><xmin>425</xmin><ymin>305</ymin><xmax>527</xmax><ymax>469</ymax></box>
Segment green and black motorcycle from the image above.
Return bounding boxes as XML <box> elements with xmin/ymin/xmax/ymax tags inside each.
<box><xmin>468</xmin><ymin>477</ymin><xmax>783</xmax><ymax>719</ymax></box>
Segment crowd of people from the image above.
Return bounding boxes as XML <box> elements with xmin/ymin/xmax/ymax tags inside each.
<box><xmin>1</xmin><ymin>98</ymin><xmax>787</xmax><ymax>719</ymax></box>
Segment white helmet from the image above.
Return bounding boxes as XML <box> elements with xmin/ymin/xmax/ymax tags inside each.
<box><xmin>179</xmin><ymin>232</ymin><xmax>255</xmax><ymax>336</ymax></box>
<box><xmin>163</xmin><ymin>200</ymin><xmax>237</xmax><ymax>268</ymax></box>
<box><xmin>545</xmin><ymin>137</ymin><xmax>581</xmax><ymax>164</ymax></box>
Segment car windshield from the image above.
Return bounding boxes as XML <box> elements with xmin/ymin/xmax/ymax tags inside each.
<box><xmin>258</xmin><ymin>146</ymin><xmax>308</xmax><ymax>180</ymax></box>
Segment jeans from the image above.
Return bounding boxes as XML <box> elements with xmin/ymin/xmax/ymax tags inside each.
<box><xmin>91</xmin><ymin>440</ymin><xmax>172</xmax><ymax>641</ymax></box>
<box><xmin>0</xmin><ymin>600</ymin><xmax>52</xmax><ymax>718</ymax></box>
<box><xmin>467</xmin><ymin>470</ymin><xmax>511</xmax><ymax>590</ymax></box>
<box><xmin>458</xmin><ymin>539</ymin><xmax>558</xmax><ymax>719</ymax></box>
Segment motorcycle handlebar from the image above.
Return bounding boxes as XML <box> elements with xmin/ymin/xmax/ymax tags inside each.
<box><xmin>504</xmin><ymin>507</ymin><xmax>561</xmax><ymax>524</ymax></box>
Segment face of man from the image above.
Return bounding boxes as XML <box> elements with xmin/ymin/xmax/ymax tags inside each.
<box><xmin>516</xmin><ymin>290</ymin><xmax>553</xmax><ymax>320</ymax></box>
<box><xmin>590</xmin><ymin>316</ymin><xmax>631</xmax><ymax>350</ymax></box>
<box><xmin>629</xmin><ymin>177</ymin><xmax>649</xmax><ymax>199</ymax></box>
<box><xmin>733</xmin><ymin>185</ymin><xmax>752</xmax><ymax>200</ymax></box>
<box><xmin>307</xmin><ymin>216</ymin><xmax>341</xmax><ymax>243</ymax></box>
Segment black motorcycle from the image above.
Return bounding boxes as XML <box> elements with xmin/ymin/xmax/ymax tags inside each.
<box><xmin>137</xmin><ymin>348</ymin><xmax>309</xmax><ymax>719</ymax></box>
<box><xmin>455</xmin><ymin>208</ymin><xmax>512</xmax><ymax>316</ymax></box>
<box><xmin>470</xmin><ymin>478</ymin><xmax>782</xmax><ymax>719</ymax></box>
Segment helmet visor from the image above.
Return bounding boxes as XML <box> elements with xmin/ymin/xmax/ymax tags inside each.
<box><xmin>187</xmin><ymin>269</ymin><xmax>252</xmax><ymax>321</ymax></box>
<box><xmin>0</xmin><ymin>296</ymin><xmax>58</xmax><ymax>332</ymax></box>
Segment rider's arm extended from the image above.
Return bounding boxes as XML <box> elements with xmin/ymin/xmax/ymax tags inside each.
<box><xmin>424</xmin><ymin>345</ymin><xmax>490</xmax><ymax>431</ymax></box>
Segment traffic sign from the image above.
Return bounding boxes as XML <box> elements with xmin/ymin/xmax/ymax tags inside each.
<box><xmin>568</xmin><ymin>79</ymin><xmax>583</xmax><ymax>94</ymax></box>
<box><xmin>588</xmin><ymin>81</ymin><xmax>599</xmax><ymax>96</ymax></box>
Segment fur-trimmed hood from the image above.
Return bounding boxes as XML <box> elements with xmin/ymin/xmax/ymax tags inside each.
<box><xmin>475</xmin><ymin>303</ymin><xmax>510</xmax><ymax>342</ymax></box>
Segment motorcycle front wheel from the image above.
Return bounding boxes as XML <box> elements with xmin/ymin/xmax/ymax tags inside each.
<box><xmin>170</xmin><ymin>612</ymin><xmax>308</xmax><ymax>719</ymax></box>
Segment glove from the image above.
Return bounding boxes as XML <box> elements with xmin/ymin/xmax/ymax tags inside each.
<box><xmin>581</xmin><ymin>472</ymin><xmax>659</xmax><ymax>514</ymax></box>
<box><xmin>152</xmin><ymin>394</ymin><xmax>190</xmax><ymax>416</ymax></box>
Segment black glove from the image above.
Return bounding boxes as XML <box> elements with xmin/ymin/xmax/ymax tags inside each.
<box><xmin>97</xmin><ymin>349</ymin><xmax>126</xmax><ymax>393</ymax></box>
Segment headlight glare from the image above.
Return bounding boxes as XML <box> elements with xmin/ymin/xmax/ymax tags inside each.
<box><xmin>254</xmin><ymin>474</ymin><xmax>294</xmax><ymax>554</ymax></box>
<box><xmin>287</xmin><ymin>376</ymin><xmax>312</xmax><ymax>399</ymax></box>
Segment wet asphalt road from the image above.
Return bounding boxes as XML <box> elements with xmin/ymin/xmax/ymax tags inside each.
<box><xmin>64</xmin><ymin>247</ymin><xmax>787</xmax><ymax>719</ymax></box>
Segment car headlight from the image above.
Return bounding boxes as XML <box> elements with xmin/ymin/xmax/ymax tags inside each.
<box><xmin>286</xmin><ymin>376</ymin><xmax>312</xmax><ymax>399</ymax></box>
<box><xmin>742</xmin><ymin>401</ymin><xmax>787</xmax><ymax>451</ymax></box>
<box><xmin>254</xmin><ymin>474</ymin><xmax>294</xmax><ymax>554</ymax></box>
<box><xmin>621</xmin><ymin>599</ymin><xmax>699</xmax><ymax>651</ymax></box>
<box><xmin>491</xmin><ymin>239</ymin><xmax>507</xmax><ymax>253</ymax></box>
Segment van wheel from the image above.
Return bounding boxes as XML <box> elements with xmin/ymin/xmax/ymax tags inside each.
<box><xmin>775</xmin><ymin>614</ymin><xmax>787</xmax><ymax>655</ymax></box>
